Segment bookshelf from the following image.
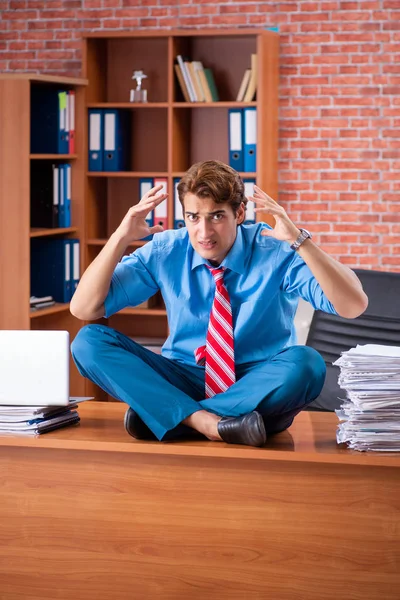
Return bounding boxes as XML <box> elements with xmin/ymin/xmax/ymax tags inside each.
<box><xmin>0</xmin><ymin>73</ymin><xmax>88</xmax><ymax>396</ymax></box>
<box><xmin>82</xmin><ymin>28</ymin><xmax>279</xmax><ymax>400</ymax></box>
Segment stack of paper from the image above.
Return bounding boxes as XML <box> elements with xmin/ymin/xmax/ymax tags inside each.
<box><xmin>0</xmin><ymin>397</ymin><xmax>91</xmax><ymax>436</ymax></box>
<box><xmin>334</xmin><ymin>344</ymin><xmax>400</xmax><ymax>452</ymax></box>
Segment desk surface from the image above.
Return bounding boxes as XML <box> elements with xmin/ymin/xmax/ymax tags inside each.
<box><xmin>0</xmin><ymin>401</ymin><xmax>399</xmax><ymax>468</ymax></box>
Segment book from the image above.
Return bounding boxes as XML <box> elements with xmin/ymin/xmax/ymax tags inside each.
<box><xmin>243</xmin><ymin>54</ymin><xmax>258</xmax><ymax>102</ymax></box>
<box><xmin>204</xmin><ymin>68</ymin><xmax>219</xmax><ymax>102</ymax></box>
<box><xmin>174</xmin><ymin>63</ymin><xmax>191</xmax><ymax>102</ymax></box>
<box><xmin>236</xmin><ymin>68</ymin><xmax>252</xmax><ymax>102</ymax></box>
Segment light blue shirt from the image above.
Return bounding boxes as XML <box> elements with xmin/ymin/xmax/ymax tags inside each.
<box><xmin>104</xmin><ymin>224</ymin><xmax>337</xmax><ymax>367</ymax></box>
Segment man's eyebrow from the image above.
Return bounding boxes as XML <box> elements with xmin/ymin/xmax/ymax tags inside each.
<box><xmin>185</xmin><ymin>209</ymin><xmax>227</xmax><ymax>216</ymax></box>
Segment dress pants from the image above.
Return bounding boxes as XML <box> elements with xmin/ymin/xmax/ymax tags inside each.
<box><xmin>71</xmin><ymin>324</ymin><xmax>326</xmax><ymax>441</ymax></box>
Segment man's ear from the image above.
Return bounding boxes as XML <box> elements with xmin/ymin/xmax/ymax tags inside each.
<box><xmin>236</xmin><ymin>202</ymin><xmax>246</xmax><ymax>225</ymax></box>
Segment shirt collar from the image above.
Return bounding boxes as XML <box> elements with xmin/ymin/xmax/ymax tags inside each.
<box><xmin>190</xmin><ymin>225</ymin><xmax>246</xmax><ymax>274</ymax></box>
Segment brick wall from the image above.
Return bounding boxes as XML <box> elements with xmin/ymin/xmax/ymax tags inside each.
<box><xmin>1</xmin><ymin>0</ymin><xmax>399</xmax><ymax>271</ymax></box>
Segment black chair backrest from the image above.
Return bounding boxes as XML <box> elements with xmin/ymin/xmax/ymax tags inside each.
<box><xmin>305</xmin><ymin>269</ymin><xmax>400</xmax><ymax>411</ymax></box>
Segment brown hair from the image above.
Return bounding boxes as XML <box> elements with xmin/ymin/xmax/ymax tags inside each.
<box><xmin>177</xmin><ymin>160</ymin><xmax>247</xmax><ymax>215</ymax></box>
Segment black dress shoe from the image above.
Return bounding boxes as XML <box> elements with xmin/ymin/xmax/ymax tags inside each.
<box><xmin>124</xmin><ymin>407</ymin><xmax>157</xmax><ymax>440</ymax></box>
<box><xmin>217</xmin><ymin>411</ymin><xmax>267</xmax><ymax>447</ymax></box>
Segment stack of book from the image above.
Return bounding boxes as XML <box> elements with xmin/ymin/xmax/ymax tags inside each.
<box><xmin>0</xmin><ymin>398</ymin><xmax>87</xmax><ymax>436</ymax></box>
<box><xmin>175</xmin><ymin>55</ymin><xmax>219</xmax><ymax>102</ymax></box>
<box><xmin>335</xmin><ymin>344</ymin><xmax>400</xmax><ymax>452</ymax></box>
<box><xmin>30</xmin><ymin>295</ymin><xmax>56</xmax><ymax>311</ymax></box>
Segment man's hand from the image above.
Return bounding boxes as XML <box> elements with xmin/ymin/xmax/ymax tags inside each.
<box><xmin>250</xmin><ymin>185</ymin><xmax>300</xmax><ymax>245</ymax></box>
<box><xmin>115</xmin><ymin>184</ymin><xmax>168</xmax><ymax>245</ymax></box>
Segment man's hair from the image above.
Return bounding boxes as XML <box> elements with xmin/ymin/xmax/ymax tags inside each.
<box><xmin>177</xmin><ymin>160</ymin><xmax>247</xmax><ymax>214</ymax></box>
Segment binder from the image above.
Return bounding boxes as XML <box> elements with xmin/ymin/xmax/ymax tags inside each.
<box><xmin>71</xmin><ymin>239</ymin><xmax>80</xmax><ymax>295</ymax></box>
<box><xmin>139</xmin><ymin>178</ymin><xmax>154</xmax><ymax>239</ymax></box>
<box><xmin>173</xmin><ymin>178</ymin><xmax>185</xmax><ymax>229</ymax></box>
<box><xmin>58</xmin><ymin>91</ymin><xmax>69</xmax><ymax>154</ymax></box>
<box><xmin>228</xmin><ymin>109</ymin><xmax>243</xmax><ymax>172</ymax></box>
<box><xmin>30</xmin><ymin>87</ymin><xmax>67</xmax><ymax>154</ymax></box>
<box><xmin>153</xmin><ymin>177</ymin><xmax>168</xmax><ymax>229</ymax></box>
<box><xmin>64</xmin><ymin>164</ymin><xmax>72</xmax><ymax>228</ymax></box>
<box><xmin>103</xmin><ymin>109</ymin><xmax>130</xmax><ymax>172</ymax></box>
<box><xmin>88</xmin><ymin>109</ymin><xmax>103</xmax><ymax>171</ymax></box>
<box><xmin>243</xmin><ymin>179</ymin><xmax>256</xmax><ymax>224</ymax></box>
<box><xmin>30</xmin><ymin>162</ymin><xmax>58</xmax><ymax>228</ymax></box>
<box><xmin>30</xmin><ymin>239</ymin><xmax>72</xmax><ymax>303</ymax></box>
<box><xmin>58</xmin><ymin>163</ymin><xmax>65</xmax><ymax>228</ymax></box>
<box><xmin>68</xmin><ymin>91</ymin><xmax>75</xmax><ymax>154</ymax></box>
<box><xmin>243</xmin><ymin>107</ymin><xmax>257</xmax><ymax>172</ymax></box>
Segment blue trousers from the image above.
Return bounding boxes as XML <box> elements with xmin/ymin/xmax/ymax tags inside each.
<box><xmin>71</xmin><ymin>324</ymin><xmax>326</xmax><ymax>441</ymax></box>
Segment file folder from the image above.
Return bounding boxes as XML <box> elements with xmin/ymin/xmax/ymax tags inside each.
<box><xmin>71</xmin><ymin>239</ymin><xmax>80</xmax><ymax>295</ymax></box>
<box><xmin>243</xmin><ymin>107</ymin><xmax>257</xmax><ymax>172</ymax></box>
<box><xmin>243</xmin><ymin>179</ymin><xmax>256</xmax><ymax>224</ymax></box>
<box><xmin>139</xmin><ymin>178</ymin><xmax>154</xmax><ymax>240</ymax></box>
<box><xmin>103</xmin><ymin>109</ymin><xmax>130</xmax><ymax>172</ymax></box>
<box><xmin>88</xmin><ymin>109</ymin><xmax>103</xmax><ymax>171</ymax></box>
<box><xmin>31</xmin><ymin>239</ymin><xmax>72</xmax><ymax>303</ymax></box>
<box><xmin>153</xmin><ymin>177</ymin><xmax>168</xmax><ymax>229</ymax></box>
<box><xmin>68</xmin><ymin>90</ymin><xmax>75</xmax><ymax>154</ymax></box>
<box><xmin>58</xmin><ymin>91</ymin><xmax>69</xmax><ymax>154</ymax></box>
<box><xmin>228</xmin><ymin>109</ymin><xmax>244</xmax><ymax>172</ymax></box>
<box><xmin>58</xmin><ymin>164</ymin><xmax>65</xmax><ymax>227</ymax></box>
<box><xmin>173</xmin><ymin>178</ymin><xmax>185</xmax><ymax>229</ymax></box>
<box><xmin>64</xmin><ymin>164</ymin><xmax>72</xmax><ymax>228</ymax></box>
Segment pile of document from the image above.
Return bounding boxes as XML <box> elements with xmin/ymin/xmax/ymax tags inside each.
<box><xmin>0</xmin><ymin>398</ymin><xmax>87</xmax><ymax>436</ymax></box>
<box><xmin>335</xmin><ymin>344</ymin><xmax>400</xmax><ymax>452</ymax></box>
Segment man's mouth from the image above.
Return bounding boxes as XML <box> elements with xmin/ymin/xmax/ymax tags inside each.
<box><xmin>198</xmin><ymin>241</ymin><xmax>216</xmax><ymax>249</ymax></box>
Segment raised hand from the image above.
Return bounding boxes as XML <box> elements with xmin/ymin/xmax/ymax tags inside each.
<box><xmin>250</xmin><ymin>185</ymin><xmax>300</xmax><ymax>244</ymax></box>
<box><xmin>115</xmin><ymin>184</ymin><xmax>168</xmax><ymax>244</ymax></box>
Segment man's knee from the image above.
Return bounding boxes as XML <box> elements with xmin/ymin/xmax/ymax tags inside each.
<box><xmin>71</xmin><ymin>324</ymin><xmax>107</xmax><ymax>365</ymax></box>
<box><xmin>282</xmin><ymin>346</ymin><xmax>326</xmax><ymax>399</ymax></box>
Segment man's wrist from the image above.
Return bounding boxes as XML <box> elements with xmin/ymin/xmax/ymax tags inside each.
<box><xmin>290</xmin><ymin>228</ymin><xmax>312</xmax><ymax>251</ymax></box>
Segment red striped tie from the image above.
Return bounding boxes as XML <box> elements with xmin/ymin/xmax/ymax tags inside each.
<box><xmin>194</xmin><ymin>266</ymin><xmax>236</xmax><ymax>398</ymax></box>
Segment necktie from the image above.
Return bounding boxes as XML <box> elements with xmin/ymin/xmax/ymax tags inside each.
<box><xmin>194</xmin><ymin>266</ymin><xmax>236</xmax><ymax>398</ymax></box>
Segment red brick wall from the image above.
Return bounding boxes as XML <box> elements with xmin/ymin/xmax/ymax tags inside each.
<box><xmin>1</xmin><ymin>0</ymin><xmax>399</xmax><ymax>271</ymax></box>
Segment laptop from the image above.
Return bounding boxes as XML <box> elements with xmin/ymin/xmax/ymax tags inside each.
<box><xmin>0</xmin><ymin>330</ymin><xmax>71</xmax><ymax>406</ymax></box>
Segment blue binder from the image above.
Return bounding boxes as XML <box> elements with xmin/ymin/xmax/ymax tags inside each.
<box><xmin>30</xmin><ymin>87</ymin><xmax>68</xmax><ymax>154</ymax></box>
<box><xmin>228</xmin><ymin>108</ymin><xmax>244</xmax><ymax>172</ymax></box>
<box><xmin>243</xmin><ymin>107</ymin><xmax>257</xmax><ymax>172</ymax></box>
<box><xmin>70</xmin><ymin>239</ymin><xmax>80</xmax><ymax>295</ymax></box>
<box><xmin>58</xmin><ymin>164</ymin><xmax>65</xmax><ymax>228</ymax></box>
<box><xmin>173</xmin><ymin>177</ymin><xmax>185</xmax><ymax>229</ymax></box>
<box><xmin>139</xmin><ymin>178</ymin><xmax>154</xmax><ymax>240</ymax></box>
<box><xmin>103</xmin><ymin>109</ymin><xmax>130</xmax><ymax>172</ymax></box>
<box><xmin>58</xmin><ymin>91</ymin><xmax>69</xmax><ymax>154</ymax></box>
<box><xmin>64</xmin><ymin>164</ymin><xmax>71</xmax><ymax>228</ymax></box>
<box><xmin>243</xmin><ymin>179</ymin><xmax>256</xmax><ymax>224</ymax></box>
<box><xmin>31</xmin><ymin>238</ymin><xmax>72</xmax><ymax>303</ymax></box>
<box><xmin>88</xmin><ymin>109</ymin><xmax>103</xmax><ymax>171</ymax></box>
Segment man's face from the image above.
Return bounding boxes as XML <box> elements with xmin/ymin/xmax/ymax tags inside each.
<box><xmin>183</xmin><ymin>193</ymin><xmax>245</xmax><ymax>265</ymax></box>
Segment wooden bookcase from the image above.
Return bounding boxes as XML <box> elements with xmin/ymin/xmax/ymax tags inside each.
<box><xmin>0</xmin><ymin>73</ymin><xmax>88</xmax><ymax>396</ymax></box>
<box><xmin>82</xmin><ymin>28</ymin><xmax>279</xmax><ymax>400</ymax></box>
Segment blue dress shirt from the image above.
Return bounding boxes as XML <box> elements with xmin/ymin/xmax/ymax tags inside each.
<box><xmin>104</xmin><ymin>223</ymin><xmax>337</xmax><ymax>367</ymax></box>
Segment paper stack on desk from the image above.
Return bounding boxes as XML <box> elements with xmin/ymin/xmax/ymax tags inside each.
<box><xmin>0</xmin><ymin>397</ymin><xmax>92</xmax><ymax>436</ymax></box>
<box><xmin>334</xmin><ymin>344</ymin><xmax>400</xmax><ymax>452</ymax></box>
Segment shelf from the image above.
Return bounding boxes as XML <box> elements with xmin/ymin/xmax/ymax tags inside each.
<box><xmin>87</xmin><ymin>172</ymin><xmax>169</xmax><ymax>178</ymax></box>
<box><xmin>30</xmin><ymin>303</ymin><xmax>70</xmax><ymax>319</ymax></box>
<box><xmin>87</xmin><ymin>238</ymin><xmax>146</xmax><ymax>248</ymax></box>
<box><xmin>30</xmin><ymin>154</ymin><xmax>77</xmax><ymax>160</ymax></box>
<box><xmin>30</xmin><ymin>227</ymin><xmax>78</xmax><ymax>238</ymax></box>
<box><xmin>87</xmin><ymin>103</ymin><xmax>169</xmax><ymax>108</ymax></box>
<box><xmin>172</xmin><ymin>102</ymin><xmax>257</xmax><ymax>108</ymax></box>
<box><xmin>0</xmin><ymin>73</ymin><xmax>88</xmax><ymax>86</ymax></box>
<box><xmin>118</xmin><ymin>308</ymin><xmax>167</xmax><ymax>317</ymax></box>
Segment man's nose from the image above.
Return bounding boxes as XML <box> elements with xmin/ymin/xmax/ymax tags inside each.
<box><xmin>198</xmin><ymin>219</ymin><xmax>213</xmax><ymax>238</ymax></box>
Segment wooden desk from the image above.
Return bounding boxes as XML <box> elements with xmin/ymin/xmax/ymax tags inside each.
<box><xmin>0</xmin><ymin>402</ymin><xmax>399</xmax><ymax>600</ymax></box>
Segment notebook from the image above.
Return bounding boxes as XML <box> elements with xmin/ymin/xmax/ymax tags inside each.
<box><xmin>0</xmin><ymin>330</ymin><xmax>73</xmax><ymax>406</ymax></box>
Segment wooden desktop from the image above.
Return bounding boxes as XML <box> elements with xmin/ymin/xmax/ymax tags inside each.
<box><xmin>0</xmin><ymin>401</ymin><xmax>399</xmax><ymax>600</ymax></box>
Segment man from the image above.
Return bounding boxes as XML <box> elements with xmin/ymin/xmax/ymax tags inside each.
<box><xmin>71</xmin><ymin>160</ymin><xmax>368</xmax><ymax>447</ymax></box>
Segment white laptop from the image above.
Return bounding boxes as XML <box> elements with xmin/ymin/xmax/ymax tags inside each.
<box><xmin>0</xmin><ymin>330</ymin><xmax>71</xmax><ymax>406</ymax></box>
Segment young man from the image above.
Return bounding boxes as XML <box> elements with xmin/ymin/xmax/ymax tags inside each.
<box><xmin>70</xmin><ymin>160</ymin><xmax>368</xmax><ymax>447</ymax></box>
